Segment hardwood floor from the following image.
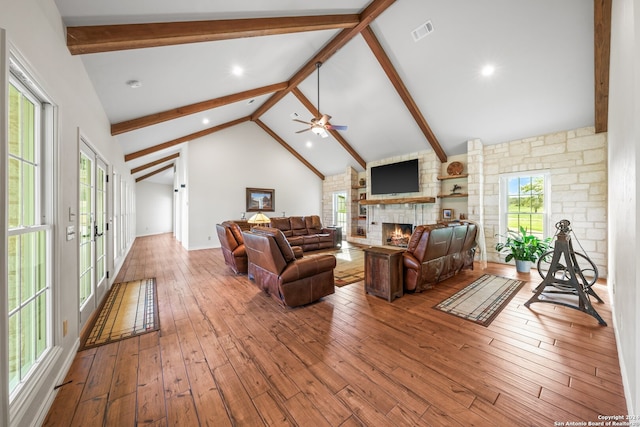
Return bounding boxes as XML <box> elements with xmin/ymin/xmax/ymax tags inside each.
<box><xmin>43</xmin><ymin>233</ymin><xmax>627</xmax><ymax>426</ymax></box>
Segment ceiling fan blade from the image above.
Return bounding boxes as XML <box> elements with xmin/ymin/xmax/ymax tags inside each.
<box><xmin>326</xmin><ymin>125</ymin><xmax>348</xmax><ymax>131</ymax></box>
<box><xmin>293</xmin><ymin>119</ymin><xmax>313</xmax><ymax>125</ymax></box>
<box><xmin>296</xmin><ymin>128</ymin><xmax>311</xmax><ymax>134</ymax></box>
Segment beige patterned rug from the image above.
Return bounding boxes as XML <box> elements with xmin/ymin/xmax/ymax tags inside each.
<box><xmin>434</xmin><ymin>274</ymin><xmax>525</xmax><ymax>326</ymax></box>
<box><xmin>333</xmin><ymin>247</ymin><xmax>365</xmax><ymax>287</ymax></box>
<box><xmin>80</xmin><ymin>278</ymin><xmax>159</xmax><ymax>350</ymax></box>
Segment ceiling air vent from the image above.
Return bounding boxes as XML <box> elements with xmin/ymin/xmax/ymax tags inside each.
<box><xmin>411</xmin><ymin>20</ymin><xmax>434</xmax><ymax>42</ymax></box>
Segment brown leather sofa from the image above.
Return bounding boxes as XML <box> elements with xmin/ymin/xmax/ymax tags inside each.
<box><xmin>216</xmin><ymin>221</ymin><xmax>248</xmax><ymax>274</ymax></box>
<box><xmin>403</xmin><ymin>222</ymin><xmax>477</xmax><ymax>292</ymax></box>
<box><xmin>243</xmin><ymin>226</ymin><xmax>336</xmax><ymax>307</ymax></box>
<box><xmin>269</xmin><ymin>215</ymin><xmax>336</xmax><ymax>252</ymax></box>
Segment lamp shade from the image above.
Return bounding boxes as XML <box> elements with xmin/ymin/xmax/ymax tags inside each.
<box><xmin>248</xmin><ymin>212</ymin><xmax>271</xmax><ymax>225</ymax></box>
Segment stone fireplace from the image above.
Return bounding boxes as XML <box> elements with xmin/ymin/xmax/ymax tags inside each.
<box><xmin>382</xmin><ymin>222</ymin><xmax>413</xmax><ymax>247</ymax></box>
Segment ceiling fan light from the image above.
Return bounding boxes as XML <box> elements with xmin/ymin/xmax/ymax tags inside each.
<box><xmin>311</xmin><ymin>126</ymin><xmax>323</xmax><ymax>135</ymax></box>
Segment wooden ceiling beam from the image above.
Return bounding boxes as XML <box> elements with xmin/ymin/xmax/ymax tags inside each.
<box><xmin>594</xmin><ymin>0</ymin><xmax>611</xmax><ymax>133</ymax></box>
<box><xmin>251</xmin><ymin>0</ymin><xmax>396</xmax><ymax>120</ymax></box>
<box><xmin>130</xmin><ymin>153</ymin><xmax>180</xmax><ymax>174</ymax></box>
<box><xmin>253</xmin><ymin>119</ymin><xmax>325</xmax><ymax>180</ymax></box>
<box><xmin>135</xmin><ymin>163</ymin><xmax>174</xmax><ymax>182</ymax></box>
<box><xmin>112</xmin><ymin>82</ymin><xmax>287</xmax><ymax>135</ymax></box>
<box><xmin>67</xmin><ymin>15</ymin><xmax>360</xmax><ymax>55</ymax></box>
<box><xmin>125</xmin><ymin>116</ymin><xmax>250</xmax><ymax>162</ymax></box>
<box><xmin>361</xmin><ymin>26</ymin><xmax>447</xmax><ymax>163</ymax></box>
<box><xmin>291</xmin><ymin>87</ymin><xmax>366</xmax><ymax>169</ymax></box>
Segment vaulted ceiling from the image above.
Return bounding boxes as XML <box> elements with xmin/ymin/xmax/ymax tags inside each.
<box><xmin>53</xmin><ymin>0</ymin><xmax>610</xmax><ymax>184</ymax></box>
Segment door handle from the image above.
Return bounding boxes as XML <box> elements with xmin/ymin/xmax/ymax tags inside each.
<box><xmin>95</xmin><ymin>225</ymin><xmax>104</xmax><ymax>238</ymax></box>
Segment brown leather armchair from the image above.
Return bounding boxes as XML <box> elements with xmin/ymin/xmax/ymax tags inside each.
<box><xmin>403</xmin><ymin>223</ymin><xmax>477</xmax><ymax>292</ymax></box>
<box><xmin>243</xmin><ymin>226</ymin><xmax>336</xmax><ymax>307</ymax></box>
<box><xmin>216</xmin><ymin>221</ymin><xmax>248</xmax><ymax>274</ymax></box>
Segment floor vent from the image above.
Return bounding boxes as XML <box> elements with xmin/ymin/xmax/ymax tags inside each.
<box><xmin>411</xmin><ymin>20</ymin><xmax>434</xmax><ymax>42</ymax></box>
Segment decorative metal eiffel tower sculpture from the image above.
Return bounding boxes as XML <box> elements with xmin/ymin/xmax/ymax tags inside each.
<box><xmin>524</xmin><ymin>219</ymin><xmax>607</xmax><ymax>326</ymax></box>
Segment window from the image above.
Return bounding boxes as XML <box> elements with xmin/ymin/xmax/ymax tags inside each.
<box><xmin>500</xmin><ymin>172</ymin><xmax>550</xmax><ymax>239</ymax></box>
<box><xmin>7</xmin><ymin>59</ymin><xmax>53</xmax><ymax>398</ymax></box>
<box><xmin>333</xmin><ymin>192</ymin><xmax>347</xmax><ymax>229</ymax></box>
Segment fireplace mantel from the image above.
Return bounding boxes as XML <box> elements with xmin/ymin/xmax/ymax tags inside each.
<box><xmin>359</xmin><ymin>196</ymin><xmax>435</xmax><ymax>206</ymax></box>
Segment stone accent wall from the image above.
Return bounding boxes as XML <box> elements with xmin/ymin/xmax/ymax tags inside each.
<box><xmin>351</xmin><ymin>151</ymin><xmax>441</xmax><ymax>246</ymax></box>
<box><xmin>321</xmin><ymin>126</ymin><xmax>607</xmax><ymax>277</ymax></box>
<box><xmin>481</xmin><ymin>127</ymin><xmax>608</xmax><ymax>276</ymax></box>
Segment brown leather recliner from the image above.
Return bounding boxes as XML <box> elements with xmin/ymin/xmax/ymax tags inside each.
<box><xmin>403</xmin><ymin>223</ymin><xmax>477</xmax><ymax>292</ymax></box>
<box><xmin>216</xmin><ymin>221</ymin><xmax>248</xmax><ymax>274</ymax></box>
<box><xmin>243</xmin><ymin>226</ymin><xmax>336</xmax><ymax>307</ymax></box>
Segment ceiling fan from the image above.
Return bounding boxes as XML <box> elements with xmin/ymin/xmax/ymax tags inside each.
<box><xmin>294</xmin><ymin>62</ymin><xmax>348</xmax><ymax>138</ymax></box>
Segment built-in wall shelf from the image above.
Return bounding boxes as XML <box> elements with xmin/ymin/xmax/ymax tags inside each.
<box><xmin>437</xmin><ymin>174</ymin><xmax>468</xmax><ymax>180</ymax></box>
<box><xmin>438</xmin><ymin>193</ymin><xmax>469</xmax><ymax>199</ymax></box>
<box><xmin>359</xmin><ymin>196</ymin><xmax>436</xmax><ymax>206</ymax></box>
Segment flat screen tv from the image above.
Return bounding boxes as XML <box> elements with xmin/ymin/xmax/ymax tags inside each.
<box><xmin>370</xmin><ymin>159</ymin><xmax>420</xmax><ymax>195</ymax></box>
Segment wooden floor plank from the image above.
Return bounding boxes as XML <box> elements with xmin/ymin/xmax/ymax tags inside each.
<box><xmin>136</xmin><ymin>346</ymin><xmax>166</xmax><ymax>424</ymax></box>
<box><xmin>109</xmin><ymin>336</ymin><xmax>140</xmax><ymax>402</ymax></box>
<box><xmin>184</xmin><ymin>358</ymin><xmax>231</xmax><ymax>427</ymax></box>
<box><xmin>79</xmin><ymin>344</ymin><xmax>119</xmax><ymax>402</ymax></box>
<box><xmin>166</xmin><ymin>390</ymin><xmax>200</xmax><ymax>427</ymax></box>
<box><xmin>105</xmin><ymin>392</ymin><xmax>137</xmax><ymax>426</ymax></box>
<box><xmin>70</xmin><ymin>394</ymin><xmax>108</xmax><ymax>426</ymax></box>
<box><xmin>42</xmin><ymin>353</ymin><xmax>94</xmax><ymax>427</ymax></box>
<box><xmin>44</xmin><ymin>233</ymin><xmax>628</xmax><ymax>426</ymax></box>
<box><xmin>213</xmin><ymin>362</ymin><xmax>265</xmax><ymax>425</ymax></box>
<box><xmin>252</xmin><ymin>390</ymin><xmax>294</xmax><ymax>426</ymax></box>
<box><xmin>159</xmin><ymin>333</ymin><xmax>190</xmax><ymax>399</ymax></box>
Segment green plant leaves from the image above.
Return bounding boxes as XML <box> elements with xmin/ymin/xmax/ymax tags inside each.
<box><xmin>495</xmin><ymin>226</ymin><xmax>552</xmax><ymax>263</ymax></box>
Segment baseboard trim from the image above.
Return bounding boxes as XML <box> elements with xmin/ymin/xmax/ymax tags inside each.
<box><xmin>30</xmin><ymin>338</ymin><xmax>80</xmax><ymax>427</ymax></box>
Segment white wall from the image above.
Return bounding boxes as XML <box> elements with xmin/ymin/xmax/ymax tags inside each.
<box><xmin>1</xmin><ymin>1</ymin><xmax>135</xmax><ymax>425</ymax></box>
<box><xmin>136</xmin><ymin>181</ymin><xmax>174</xmax><ymax>236</ymax></box>
<box><xmin>609</xmin><ymin>0</ymin><xmax>639</xmax><ymax>416</ymax></box>
<box><xmin>185</xmin><ymin>122</ymin><xmax>323</xmax><ymax>250</ymax></box>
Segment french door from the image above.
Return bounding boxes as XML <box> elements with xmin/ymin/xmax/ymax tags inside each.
<box><xmin>333</xmin><ymin>191</ymin><xmax>347</xmax><ymax>229</ymax></box>
<box><xmin>79</xmin><ymin>139</ymin><xmax>108</xmax><ymax>328</ymax></box>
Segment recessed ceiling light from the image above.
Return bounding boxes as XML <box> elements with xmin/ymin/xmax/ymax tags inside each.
<box><xmin>481</xmin><ymin>64</ymin><xmax>495</xmax><ymax>77</ymax></box>
<box><xmin>202</xmin><ymin>118</ymin><xmax>210</xmax><ymax>125</ymax></box>
<box><xmin>306</xmin><ymin>141</ymin><xmax>313</xmax><ymax>148</ymax></box>
<box><xmin>126</xmin><ymin>79</ymin><xmax>142</xmax><ymax>88</ymax></box>
<box><xmin>231</xmin><ymin>65</ymin><xmax>244</xmax><ymax>77</ymax></box>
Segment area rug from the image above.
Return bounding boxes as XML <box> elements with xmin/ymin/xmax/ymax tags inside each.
<box><xmin>434</xmin><ymin>274</ymin><xmax>525</xmax><ymax>326</ymax></box>
<box><xmin>333</xmin><ymin>247</ymin><xmax>365</xmax><ymax>287</ymax></box>
<box><xmin>80</xmin><ymin>278</ymin><xmax>159</xmax><ymax>350</ymax></box>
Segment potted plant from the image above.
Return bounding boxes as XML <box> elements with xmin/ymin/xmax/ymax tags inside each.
<box><xmin>495</xmin><ymin>226</ymin><xmax>552</xmax><ymax>273</ymax></box>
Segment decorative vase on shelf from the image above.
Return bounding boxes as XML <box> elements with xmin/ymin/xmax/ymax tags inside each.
<box><xmin>359</xmin><ymin>178</ymin><xmax>366</xmax><ymax>186</ymax></box>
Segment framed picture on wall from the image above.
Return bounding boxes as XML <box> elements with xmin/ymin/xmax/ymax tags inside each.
<box><xmin>246</xmin><ymin>188</ymin><xmax>275</xmax><ymax>212</ymax></box>
<box><xmin>442</xmin><ymin>208</ymin><xmax>453</xmax><ymax>220</ymax></box>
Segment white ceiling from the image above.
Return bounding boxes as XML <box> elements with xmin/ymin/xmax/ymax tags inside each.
<box><xmin>53</xmin><ymin>0</ymin><xmax>595</xmax><ymax>185</ymax></box>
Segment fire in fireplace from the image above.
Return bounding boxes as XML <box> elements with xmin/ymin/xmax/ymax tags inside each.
<box><xmin>382</xmin><ymin>223</ymin><xmax>413</xmax><ymax>247</ymax></box>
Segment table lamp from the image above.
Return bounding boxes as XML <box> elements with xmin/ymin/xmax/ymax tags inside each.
<box><xmin>248</xmin><ymin>212</ymin><xmax>271</xmax><ymax>228</ymax></box>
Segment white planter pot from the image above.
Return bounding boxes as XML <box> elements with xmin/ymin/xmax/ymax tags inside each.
<box><xmin>515</xmin><ymin>259</ymin><xmax>532</xmax><ymax>273</ymax></box>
